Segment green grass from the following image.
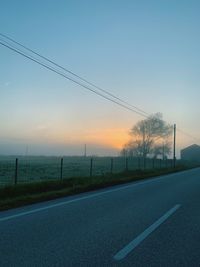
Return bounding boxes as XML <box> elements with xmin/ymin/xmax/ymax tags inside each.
<box><xmin>0</xmin><ymin>165</ymin><xmax>198</xmax><ymax>211</ymax></box>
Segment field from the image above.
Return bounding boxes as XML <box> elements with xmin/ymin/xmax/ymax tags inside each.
<box><xmin>0</xmin><ymin>155</ymin><xmax>183</xmax><ymax>187</ymax></box>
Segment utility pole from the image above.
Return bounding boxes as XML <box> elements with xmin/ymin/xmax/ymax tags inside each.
<box><xmin>173</xmin><ymin>124</ymin><xmax>176</xmax><ymax>168</ymax></box>
<box><xmin>84</xmin><ymin>144</ymin><xmax>87</xmax><ymax>157</ymax></box>
<box><xmin>142</xmin><ymin>123</ymin><xmax>146</xmax><ymax>169</ymax></box>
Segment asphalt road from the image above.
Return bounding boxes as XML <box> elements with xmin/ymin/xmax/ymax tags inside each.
<box><xmin>0</xmin><ymin>168</ymin><xmax>200</xmax><ymax>267</ymax></box>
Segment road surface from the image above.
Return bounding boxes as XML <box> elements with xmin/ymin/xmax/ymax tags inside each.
<box><xmin>0</xmin><ymin>168</ymin><xmax>200</xmax><ymax>266</ymax></box>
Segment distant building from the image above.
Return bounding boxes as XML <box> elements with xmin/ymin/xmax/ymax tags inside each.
<box><xmin>181</xmin><ymin>144</ymin><xmax>200</xmax><ymax>161</ymax></box>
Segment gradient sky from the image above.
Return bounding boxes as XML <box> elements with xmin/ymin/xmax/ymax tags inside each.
<box><xmin>0</xmin><ymin>0</ymin><xmax>200</xmax><ymax>156</ymax></box>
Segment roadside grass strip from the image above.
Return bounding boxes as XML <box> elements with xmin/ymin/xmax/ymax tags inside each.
<box><xmin>0</xmin><ymin>166</ymin><xmax>194</xmax><ymax>211</ymax></box>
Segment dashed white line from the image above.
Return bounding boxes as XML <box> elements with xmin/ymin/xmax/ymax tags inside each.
<box><xmin>114</xmin><ymin>204</ymin><xmax>181</xmax><ymax>261</ymax></box>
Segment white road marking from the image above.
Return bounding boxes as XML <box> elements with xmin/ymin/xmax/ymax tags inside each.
<box><xmin>114</xmin><ymin>204</ymin><xmax>181</xmax><ymax>261</ymax></box>
<box><xmin>0</xmin><ymin>171</ymin><xmax>183</xmax><ymax>222</ymax></box>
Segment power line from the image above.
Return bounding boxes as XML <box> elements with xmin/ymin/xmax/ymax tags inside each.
<box><xmin>0</xmin><ymin>32</ymin><xmax>148</xmax><ymax>116</ymax></box>
<box><xmin>1</xmin><ymin>34</ymin><xmax>199</xmax><ymax>144</ymax></box>
<box><xmin>0</xmin><ymin>40</ymin><xmax>148</xmax><ymax>117</ymax></box>
<box><xmin>0</xmin><ymin>38</ymin><xmax>71</xmax><ymax>80</ymax></box>
<box><xmin>177</xmin><ymin>128</ymin><xmax>200</xmax><ymax>143</ymax></box>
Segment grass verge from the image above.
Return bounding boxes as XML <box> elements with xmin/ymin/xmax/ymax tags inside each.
<box><xmin>0</xmin><ymin>165</ymin><xmax>198</xmax><ymax>211</ymax></box>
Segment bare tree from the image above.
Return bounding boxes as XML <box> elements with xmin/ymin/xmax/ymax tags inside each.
<box><xmin>122</xmin><ymin>113</ymin><xmax>173</xmax><ymax>161</ymax></box>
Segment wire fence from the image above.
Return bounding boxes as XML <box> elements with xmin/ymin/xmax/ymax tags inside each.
<box><xmin>0</xmin><ymin>155</ymin><xmax>191</xmax><ymax>187</ymax></box>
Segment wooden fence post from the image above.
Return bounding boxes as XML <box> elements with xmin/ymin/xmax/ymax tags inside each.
<box><xmin>14</xmin><ymin>158</ymin><xmax>18</xmax><ymax>185</ymax></box>
<box><xmin>60</xmin><ymin>158</ymin><xmax>63</xmax><ymax>180</ymax></box>
<box><xmin>138</xmin><ymin>157</ymin><xmax>141</xmax><ymax>170</ymax></box>
<box><xmin>153</xmin><ymin>158</ymin><xmax>155</xmax><ymax>169</ymax></box>
<box><xmin>110</xmin><ymin>158</ymin><xmax>113</xmax><ymax>174</ymax></box>
<box><xmin>125</xmin><ymin>157</ymin><xmax>128</xmax><ymax>171</ymax></box>
<box><xmin>90</xmin><ymin>158</ymin><xmax>93</xmax><ymax>177</ymax></box>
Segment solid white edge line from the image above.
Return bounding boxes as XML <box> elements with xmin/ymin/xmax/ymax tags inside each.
<box><xmin>0</xmin><ymin>170</ymin><xmax>184</xmax><ymax>222</ymax></box>
<box><xmin>113</xmin><ymin>204</ymin><xmax>181</xmax><ymax>261</ymax></box>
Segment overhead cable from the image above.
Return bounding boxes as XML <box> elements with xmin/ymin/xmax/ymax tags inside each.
<box><xmin>0</xmin><ymin>32</ymin><xmax>148</xmax><ymax>117</ymax></box>
<box><xmin>0</xmin><ymin>40</ymin><xmax>148</xmax><ymax>117</ymax></box>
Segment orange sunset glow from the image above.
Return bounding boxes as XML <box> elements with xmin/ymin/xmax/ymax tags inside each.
<box><xmin>31</xmin><ymin>126</ymin><xmax>131</xmax><ymax>151</ymax></box>
<box><xmin>81</xmin><ymin>128</ymin><xmax>130</xmax><ymax>149</ymax></box>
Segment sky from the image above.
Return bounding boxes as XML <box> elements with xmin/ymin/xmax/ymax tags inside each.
<box><xmin>0</xmin><ymin>0</ymin><xmax>200</xmax><ymax>156</ymax></box>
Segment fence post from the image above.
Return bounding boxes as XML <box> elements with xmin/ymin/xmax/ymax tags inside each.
<box><xmin>125</xmin><ymin>157</ymin><xmax>128</xmax><ymax>171</ymax></box>
<box><xmin>152</xmin><ymin>158</ymin><xmax>155</xmax><ymax>169</ymax></box>
<box><xmin>165</xmin><ymin>159</ymin><xmax>168</xmax><ymax>168</ymax></box>
<box><xmin>14</xmin><ymin>158</ymin><xmax>18</xmax><ymax>185</ymax></box>
<box><xmin>110</xmin><ymin>158</ymin><xmax>113</xmax><ymax>174</ymax></box>
<box><xmin>60</xmin><ymin>158</ymin><xmax>63</xmax><ymax>180</ymax></box>
<box><xmin>143</xmin><ymin>157</ymin><xmax>146</xmax><ymax>170</ymax></box>
<box><xmin>90</xmin><ymin>158</ymin><xmax>93</xmax><ymax>177</ymax></box>
<box><xmin>138</xmin><ymin>157</ymin><xmax>141</xmax><ymax>170</ymax></box>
